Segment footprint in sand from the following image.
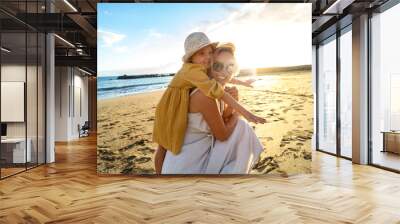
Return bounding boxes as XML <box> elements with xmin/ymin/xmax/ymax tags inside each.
<box><xmin>253</xmin><ymin>156</ymin><xmax>279</xmax><ymax>173</ymax></box>
<box><xmin>100</xmin><ymin>155</ymin><xmax>118</xmax><ymax>162</ymax></box>
<box><xmin>104</xmin><ymin>164</ymin><xmax>115</xmax><ymax>170</ymax></box>
<box><xmin>266</xmin><ymin>137</ymin><xmax>274</xmax><ymax>141</ymax></box>
<box><xmin>125</xmin><ymin>155</ymin><xmax>136</xmax><ymax>161</ymax></box>
<box><xmin>139</xmin><ymin>147</ymin><xmax>155</xmax><ymax>154</ymax></box>
<box><xmin>122</xmin><ymin>167</ymin><xmax>134</xmax><ymax>174</ymax></box>
<box><xmin>302</xmin><ymin>151</ymin><xmax>312</xmax><ymax>160</ymax></box>
<box><xmin>135</xmin><ymin>157</ymin><xmax>152</xmax><ymax>164</ymax></box>
<box><xmin>118</xmin><ymin>139</ymin><xmax>148</xmax><ymax>152</ymax></box>
<box><xmin>287</xmin><ymin>147</ymin><xmax>299</xmax><ymax>152</ymax></box>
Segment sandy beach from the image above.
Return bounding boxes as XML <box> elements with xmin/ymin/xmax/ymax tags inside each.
<box><xmin>97</xmin><ymin>70</ymin><xmax>313</xmax><ymax>175</ymax></box>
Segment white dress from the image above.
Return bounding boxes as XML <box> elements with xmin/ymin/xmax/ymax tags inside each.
<box><xmin>161</xmin><ymin>89</ymin><xmax>264</xmax><ymax>174</ymax></box>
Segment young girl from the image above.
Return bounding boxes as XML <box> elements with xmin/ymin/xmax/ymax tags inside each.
<box><xmin>153</xmin><ymin>33</ymin><xmax>265</xmax><ymax>173</ymax></box>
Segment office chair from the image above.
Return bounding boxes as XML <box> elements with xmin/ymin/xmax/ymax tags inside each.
<box><xmin>79</xmin><ymin>121</ymin><xmax>90</xmax><ymax>138</ymax></box>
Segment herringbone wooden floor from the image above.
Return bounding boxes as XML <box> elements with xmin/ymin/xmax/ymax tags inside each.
<box><xmin>1</xmin><ymin>135</ymin><xmax>400</xmax><ymax>224</ymax></box>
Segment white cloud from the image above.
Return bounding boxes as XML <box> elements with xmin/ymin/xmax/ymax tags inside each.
<box><xmin>98</xmin><ymin>29</ymin><xmax>126</xmax><ymax>47</ymax></box>
<box><xmin>148</xmin><ymin>29</ymin><xmax>165</xmax><ymax>39</ymax></box>
<box><xmin>98</xmin><ymin>29</ymin><xmax>185</xmax><ymax>76</ymax></box>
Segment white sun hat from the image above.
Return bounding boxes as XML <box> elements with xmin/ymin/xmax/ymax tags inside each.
<box><xmin>182</xmin><ymin>32</ymin><xmax>218</xmax><ymax>63</ymax></box>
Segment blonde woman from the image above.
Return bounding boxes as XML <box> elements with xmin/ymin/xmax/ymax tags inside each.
<box><xmin>153</xmin><ymin>33</ymin><xmax>265</xmax><ymax>173</ymax></box>
<box><xmin>161</xmin><ymin>43</ymin><xmax>264</xmax><ymax>174</ymax></box>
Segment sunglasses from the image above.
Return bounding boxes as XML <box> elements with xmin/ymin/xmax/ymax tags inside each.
<box><xmin>212</xmin><ymin>61</ymin><xmax>237</xmax><ymax>75</ymax></box>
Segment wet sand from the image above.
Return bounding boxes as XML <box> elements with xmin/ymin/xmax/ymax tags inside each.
<box><xmin>97</xmin><ymin>69</ymin><xmax>313</xmax><ymax>175</ymax></box>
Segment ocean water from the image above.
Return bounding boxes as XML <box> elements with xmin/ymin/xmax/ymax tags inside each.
<box><xmin>98</xmin><ymin>75</ymin><xmax>173</xmax><ymax>100</ymax></box>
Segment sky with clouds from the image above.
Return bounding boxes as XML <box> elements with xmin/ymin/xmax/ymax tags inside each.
<box><xmin>98</xmin><ymin>3</ymin><xmax>311</xmax><ymax>76</ymax></box>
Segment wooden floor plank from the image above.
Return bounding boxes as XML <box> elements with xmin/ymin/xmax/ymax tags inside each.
<box><xmin>0</xmin><ymin>135</ymin><xmax>399</xmax><ymax>223</ymax></box>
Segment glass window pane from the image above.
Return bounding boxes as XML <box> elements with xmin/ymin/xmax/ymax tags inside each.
<box><xmin>1</xmin><ymin>31</ymin><xmax>27</xmax><ymax>177</ymax></box>
<box><xmin>371</xmin><ymin>3</ymin><xmax>400</xmax><ymax>171</ymax></box>
<box><xmin>27</xmin><ymin>31</ymin><xmax>38</xmax><ymax>169</ymax></box>
<box><xmin>38</xmin><ymin>33</ymin><xmax>45</xmax><ymax>165</ymax></box>
<box><xmin>340</xmin><ymin>29</ymin><xmax>352</xmax><ymax>158</ymax></box>
<box><xmin>0</xmin><ymin>0</ymin><xmax>46</xmax><ymax>179</ymax></box>
<box><xmin>318</xmin><ymin>36</ymin><xmax>337</xmax><ymax>154</ymax></box>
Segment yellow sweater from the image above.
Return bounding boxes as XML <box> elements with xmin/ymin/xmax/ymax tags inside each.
<box><xmin>152</xmin><ymin>63</ymin><xmax>224</xmax><ymax>155</ymax></box>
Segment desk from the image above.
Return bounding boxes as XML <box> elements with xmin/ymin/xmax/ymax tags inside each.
<box><xmin>381</xmin><ymin>131</ymin><xmax>400</xmax><ymax>155</ymax></box>
<box><xmin>1</xmin><ymin>138</ymin><xmax>31</xmax><ymax>163</ymax></box>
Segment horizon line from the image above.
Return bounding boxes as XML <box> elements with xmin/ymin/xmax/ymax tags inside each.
<box><xmin>98</xmin><ymin>64</ymin><xmax>312</xmax><ymax>76</ymax></box>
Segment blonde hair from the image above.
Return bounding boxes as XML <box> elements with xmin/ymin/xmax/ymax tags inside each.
<box><xmin>215</xmin><ymin>47</ymin><xmax>234</xmax><ymax>56</ymax></box>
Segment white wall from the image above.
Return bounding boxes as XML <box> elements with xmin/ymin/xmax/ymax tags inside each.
<box><xmin>54</xmin><ymin>67</ymin><xmax>89</xmax><ymax>141</ymax></box>
<box><xmin>55</xmin><ymin>66</ymin><xmax>69</xmax><ymax>141</ymax></box>
<box><xmin>72</xmin><ymin>72</ymin><xmax>89</xmax><ymax>138</ymax></box>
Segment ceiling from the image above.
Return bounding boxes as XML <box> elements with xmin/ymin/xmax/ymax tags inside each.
<box><xmin>310</xmin><ymin>0</ymin><xmax>390</xmax><ymax>43</ymax></box>
<box><xmin>0</xmin><ymin>0</ymin><xmax>98</xmax><ymax>74</ymax></box>
<box><xmin>0</xmin><ymin>0</ymin><xmax>394</xmax><ymax>76</ymax></box>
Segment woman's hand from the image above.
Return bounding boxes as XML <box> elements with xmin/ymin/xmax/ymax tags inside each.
<box><xmin>226</xmin><ymin>111</ymin><xmax>239</xmax><ymax>128</ymax></box>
